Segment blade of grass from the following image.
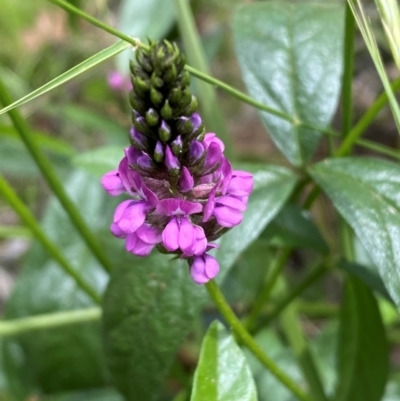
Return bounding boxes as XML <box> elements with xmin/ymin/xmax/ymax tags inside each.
<box><xmin>0</xmin><ymin>41</ymin><xmax>131</xmax><ymax>116</ymax></box>
<box><xmin>0</xmin><ymin>175</ymin><xmax>101</xmax><ymax>304</ymax></box>
<box><xmin>0</xmin><ymin>78</ymin><xmax>113</xmax><ymax>275</ymax></box>
<box><xmin>348</xmin><ymin>0</ymin><xmax>400</xmax><ymax>134</ymax></box>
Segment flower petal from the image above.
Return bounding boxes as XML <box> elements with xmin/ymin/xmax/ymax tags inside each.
<box><xmin>179</xmin><ymin>218</ymin><xmax>196</xmax><ymax>254</ymax></box>
<box><xmin>162</xmin><ymin>217</ymin><xmax>179</xmax><ymax>251</ymax></box>
<box><xmin>204</xmin><ymin>254</ymin><xmax>219</xmax><ymax>279</ymax></box>
<box><xmin>214</xmin><ymin>206</ymin><xmax>243</xmax><ymax>227</ymax></box>
<box><xmin>101</xmin><ymin>170</ymin><xmax>125</xmax><ymax>196</ymax></box>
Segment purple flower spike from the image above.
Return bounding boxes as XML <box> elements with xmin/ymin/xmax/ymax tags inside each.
<box><xmin>165</xmin><ymin>146</ymin><xmax>180</xmax><ymax>172</ymax></box>
<box><xmin>179</xmin><ymin>166</ymin><xmax>194</xmax><ymax>193</ymax></box>
<box><xmin>190</xmin><ymin>254</ymin><xmax>219</xmax><ymax>284</ymax></box>
<box><xmin>101</xmin><ymin>170</ymin><xmax>125</xmax><ymax>196</ymax></box>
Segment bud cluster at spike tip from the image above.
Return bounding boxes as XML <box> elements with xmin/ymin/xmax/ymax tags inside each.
<box><xmin>101</xmin><ymin>40</ymin><xmax>254</xmax><ymax>284</ymax></box>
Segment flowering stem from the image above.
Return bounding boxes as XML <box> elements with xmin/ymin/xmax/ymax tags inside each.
<box><xmin>205</xmin><ymin>279</ymin><xmax>314</xmax><ymax>401</ymax></box>
<box><xmin>0</xmin><ymin>308</ymin><xmax>101</xmax><ymax>337</ymax></box>
<box><xmin>0</xmin><ymin>174</ymin><xmax>102</xmax><ymax>305</ymax></box>
<box><xmin>173</xmin><ymin>0</ymin><xmax>233</xmax><ymax>159</ymax></box>
<box><xmin>0</xmin><ymin>79</ymin><xmax>113</xmax><ymax>275</ymax></box>
<box><xmin>243</xmin><ymin>248</ymin><xmax>291</xmax><ymax>332</ymax></box>
<box><xmin>43</xmin><ymin>0</ymin><xmax>400</xmax><ymax>153</ymax></box>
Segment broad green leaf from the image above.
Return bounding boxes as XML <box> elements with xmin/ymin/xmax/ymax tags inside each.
<box><xmin>116</xmin><ymin>0</ymin><xmax>177</xmax><ymax>74</ymax></box>
<box><xmin>309</xmin><ymin>157</ymin><xmax>400</xmax><ymax>309</ymax></box>
<box><xmin>232</xmin><ymin>2</ymin><xmax>344</xmax><ymax>166</ymax></box>
<box><xmin>2</xmin><ymin>171</ymin><xmax>113</xmax><ymax>397</ymax></box>
<box><xmin>191</xmin><ymin>321</ymin><xmax>257</xmax><ymax>401</ymax></box>
<box><xmin>337</xmin><ymin>260</ymin><xmax>393</xmax><ymax>303</ymax></box>
<box><xmin>261</xmin><ymin>203</ymin><xmax>329</xmax><ymax>253</ymax></box>
<box><xmin>102</xmin><ymin>163</ymin><xmax>296</xmax><ymax>401</ymax></box>
<box><xmin>335</xmin><ymin>275</ymin><xmax>388</xmax><ymax>401</ymax></box>
<box><xmin>216</xmin><ymin>164</ymin><xmax>298</xmax><ymax>274</ymax></box>
<box><xmin>73</xmin><ymin>146</ymin><xmax>124</xmax><ymax>178</ymax></box>
<box><xmin>102</xmin><ymin>252</ymin><xmax>207</xmax><ymax>401</ymax></box>
<box><xmin>0</xmin><ymin>41</ymin><xmax>131</xmax><ymax>115</ymax></box>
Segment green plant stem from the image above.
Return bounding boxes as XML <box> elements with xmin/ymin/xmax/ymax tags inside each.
<box><xmin>173</xmin><ymin>0</ymin><xmax>233</xmax><ymax>159</ymax></box>
<box><xmin>253</xmin><ymin>262</ymin><xmax>329</xmax><ymax>332</ymax></box>
<box><xmin>0</xmin><ymin>308</ymin><xmax>101</xmax><ymax>337</ymax></box>
<box><xmin>336</xmin><ymin>77</ymin><xmax>400</xmax><ymax>156</ymax></box>
<box><xmin>0</xmin><ymin>79</ymin><xmax>113</xmax><ymax>275</ymax></box>
<box><xmin>244</xmin><ymin>248</ymin><xmax>291</xmax><ymax>332</ymax></box>
<box><xmin>0</xmin><ymin>175</ymin><xmax>101</xmax><ymax>304</ymax></box>
<box><xmin>47</xmin><ymin>0</ymin><xmax>141</xmax><ymax>47</ymax></box>
<box><xmin>342</xmin><ymin>2</ymin><xmax>356</xmax><ymax>138</ymax></box>
<box><xmin>206</xmin><ymin>279</ymin><xmax>314</xmax><ymax>401</ymax></box>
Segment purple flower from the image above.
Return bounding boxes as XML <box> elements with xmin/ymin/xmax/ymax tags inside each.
<box><xmin>107</xmin><ymin>71</ymin><xmax>132</xmax><ymax>91</ymax></box>
<box><xmin>125</xmin><ymin>224</ymin><xmax>161</xmax><ymax>256</ymax></box>
<box><xmin>190</xmin><ymin>254</ymin><xmax>219</xmax><ymax>284</ymax></box>
<box><xmin>203</xmin><ymin>188</ymin><xmax>247</xmax><ymax>228</ymax></box>
<box><xmin>203</xmin><ymin>132</ymin><xmax>225</xmax><ymax>152</ymax></box>
<box><xmin>101</xmin><ymin>170</ymin><xmax>126</xmax><ymax>196</ymax></box>
<box><xmin>157</xmin><ymin>198</ymin><xmax>204</xmax><ymax>255</ymax></box>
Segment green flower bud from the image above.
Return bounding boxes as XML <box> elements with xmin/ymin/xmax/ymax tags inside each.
<box><xmin>158</xmin><ymin>121</ymin><xmax>171</xmax><ymax>142</ymax></box>
<box><xmin>150</xmin><ymin>87</ymin><xmax>163</xmax><ymax>107</ymax></box>
<box><xmin>168</xmin><ymin>87</ymin><xmax>182</xmax><ymax>105</ymax></box>
<box><xmin>183</xmin><ymin>95</ymin><xmax>198</xmax><ymax>116</ymax></box>
<box><xmin>180</xmin><ymin>70</ymin><xmax>191</xmax><ymax>87</ymax></box>
<box><xmin>129</xmin><ymin>92</ymin><xmax>147</xmax><ymax>115</ymax></box>
<box><xmin>150</xmin><ymin>73</ymin><xmax>164</xmax><ymax>89</ymax></box>
<box><xmin>145</xmin><ymin>108</ymin><xmax>160</xmax><ymax>126</ymax></box>
<box><xmin>161</xmin><ymin>100</ymin><xmax>173</xmax><ymax>120</ymax></box>
<box><xmin>133</xmin><ymin>76</ymin><xmax>150</xmax><ymax>97</ymax></box>
<box><xmin>163</xmin><ymin>64</ymin><xmax>177</xmax><ymax>84</ymax></box>
<box><xmin>136</xmin><ymin>50</ymin><xmax>153</xmax><ymax>73</ymax></box>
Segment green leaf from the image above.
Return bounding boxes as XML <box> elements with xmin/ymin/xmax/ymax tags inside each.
<box><xmin>102</xmin><ymin>163</ymin><xmax>296</xmax><ymax>401</ymax></box>
<box><xmin>73</xmin><ymin>146</ymin><xmax>123</xmax><ymax>178</ymax></box>
<box><xmin>261</xmin><ymin>203</ymin><xmax>328</xmax><ymax>253</ymax></box>
<box><xmin>190</xmin><ymin>321</ymin><xmax>257</xmax><ymax>401</ymax></box>
<box><xmin>232</xmin><ymin>2</ymin><xmax>344</xmax><ymax>166</ymax></box>
<box><xmin>0</xmin><ymin>41</ymin><xmax>131</xmax><ymax>115</ymax></box>
<box><xmin>2</xmin><ymin>171</ymin><xmax>112</xmax><ymax>397</ymax></box>
<box><xmin>116</xmin><ymin>0</ymin><xmax>177</xmax><ymax>74</ymax></box>
<box><xmin>309</xmin><ymin>157</ymin><xmax>400</xmax><ymax>309</ymax></box>
<box><xmin>216</xmin><ymin>164</ymin><xmax>298</xmax><ymax>274</ymax></box>
<box><xmin>335</xmin><ymin>275</ymin><xmax>389</xmax><ymax>401</ymax></box>
<box><xmin>337</xmin><ymin>260</ymin><xmax>393</xmax><ymax>303</ymax></box>
<box><xmin>102</xmin><ymin>253</ymin><xmax>207</xmax><ymax>401</ymax></box>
